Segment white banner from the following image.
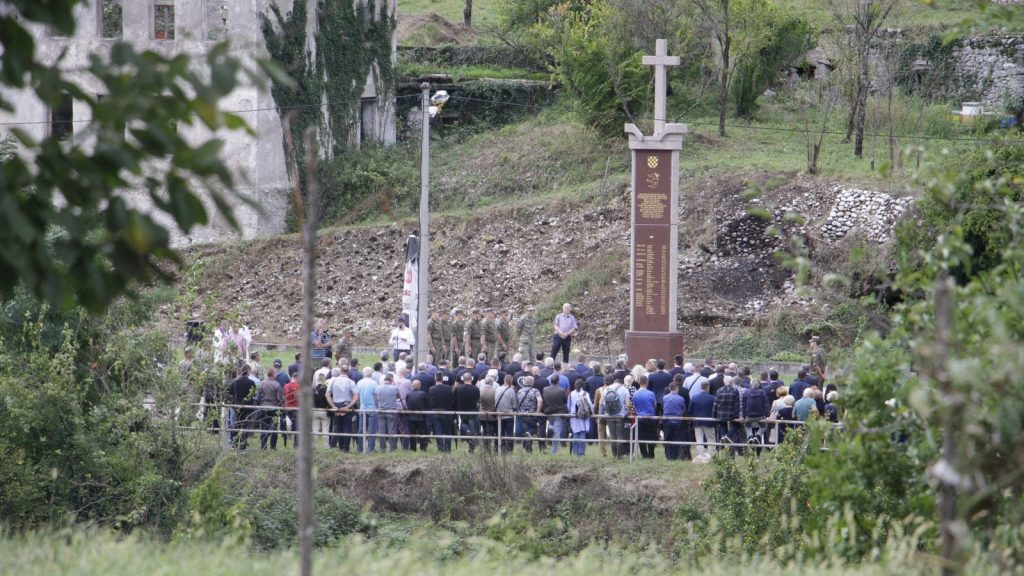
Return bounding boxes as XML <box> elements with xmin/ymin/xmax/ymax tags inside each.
<box><xmin>402</xmin><ymin>235</ymin><xmax>419</xmax><ymax>331</ymax></box>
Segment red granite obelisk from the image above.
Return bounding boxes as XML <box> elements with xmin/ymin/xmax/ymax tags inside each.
<box><xmin>624</xmin><ymin>39</ymin><xmax>687</xmax><ymax>363</ymax></box>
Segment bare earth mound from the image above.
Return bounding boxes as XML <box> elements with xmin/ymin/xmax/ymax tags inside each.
<box><xmin>168</xmin><ymin>169</ymin><xmax>903</xmax><ymax>355</ymax></box>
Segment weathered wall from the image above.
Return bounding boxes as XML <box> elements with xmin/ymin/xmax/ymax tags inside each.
<box><xmin>951</xmin><ymin>35</ymin><xmax>1024</xmax><ymax>106</ymax></box>
<box><xmin>0</xmin><ymin>0</ymin><xmax>395</xmax><ymax>247</ymax></box>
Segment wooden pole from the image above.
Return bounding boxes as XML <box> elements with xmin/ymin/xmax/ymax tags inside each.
<box><xmin>934</xmin><ymin>276</ymin><xmax>960</xmax><ymax>576</ymax></box>
<box><xmin>297</xmin><ymin>129</ymin><xmax>320</xmax><ymax>576</ymax></box>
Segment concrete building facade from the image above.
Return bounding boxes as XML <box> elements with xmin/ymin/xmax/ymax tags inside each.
<box><xmin>0</xmin><ymin>0</ymin><xmax>396</xmax><ymax>246</ymax></box>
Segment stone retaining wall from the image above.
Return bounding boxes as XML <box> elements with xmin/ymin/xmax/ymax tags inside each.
<box><xmin>952</xmin><ymin>35</ymin><xmax>1024</xmax><ymax>106</ymax></box>
<box><xmin>821</xmin><ymin>186</ymin><xmax>914</xmax><ymax>243</ymax></box>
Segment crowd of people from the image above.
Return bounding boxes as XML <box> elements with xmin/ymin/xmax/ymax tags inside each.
<box><xmin>189</xmin><ymin>317</ymin><xmax>837</xmax><ymax>459</ymax></box>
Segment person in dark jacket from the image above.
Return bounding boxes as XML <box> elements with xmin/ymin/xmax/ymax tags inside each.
<box><xmin>788</xmin><ymin>370</ymin><xmax>811</xmax><ymax>405</ymax></box>
<box><xmin>673</xmin><ymin>373</ymin><xmax>694</xmax><ymax>460</ymax></box>
<box><xmin>542</xmin><ymin>375</ymin><xmax>569</xmax><ymax>454</ymax></box>
<box><xmin>427</xmin><ymin>372</ymin><xmax>456</xmax><ymax>452</ymax></box>
<box><xmin>405</xmin><ymin>379</ymin><xmax>430</xmax><ymax>451</ymax></box>
<box><xmin>690</xmin><ymin>381</ymin><xmax>717</xmax><ymax>461</ymax></box>
<box><xmin>257</xmin><ymin>368</ymin><xmax>284</xmax><ymax>450</ymax></box>
<box><xmin>708</xmin><ymin>365</ymin><xmax>726</xmax><ymax>396</ymax></box>
<box><xmin>776</xmin><ymin>395</ymin><xmax>796</xmax><ymax>445</ymax></box>
<box><xmin>712</xmin><ymin>378</ymin><xmax>742</xmax><ymax>451</ymax></box>
<box><xmin>740</xmin><ymin>383</ymin><xmax>769</xmax><ymax>448</ymax></box>
<box><xmin>661</xmin><ymin>382</ymin><xmax>687</xmax><ymax>461</ymax></box>
<box><xmin>647</xmin><ymin>359</ymin><xmax>672</xmax><ymax>416</ymax></box>
<box><xmin>454</xmin><ymin>372</ymin><xmax>482</xmax><ymax>452</ymax></box>
<box><xmin>229</xmin><ymin>365</ymin><xmax>257</xmax><ymax>451</ymax></box>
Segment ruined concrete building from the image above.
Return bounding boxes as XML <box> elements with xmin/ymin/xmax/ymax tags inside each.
<box><xmin>0</xmin><ymin>0</ymin><xmax>396</xmax><ymax>245</ymax></box>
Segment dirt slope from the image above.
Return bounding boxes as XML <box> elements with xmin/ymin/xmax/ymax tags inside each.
<box><xmin>169</xmin><ymin>169</ymin><xmax>890</xmax><ymax>355</ymax></box>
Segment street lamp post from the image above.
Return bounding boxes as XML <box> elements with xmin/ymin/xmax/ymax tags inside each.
<box><xmin>416</xmin><ymin>83</ymin><xmax>448</xmax><ymax>365</ymax></box>
<box><xmin>417</xmin><ymin>83</ymin><xmax>430</xmax><ymax>366</ymax></box>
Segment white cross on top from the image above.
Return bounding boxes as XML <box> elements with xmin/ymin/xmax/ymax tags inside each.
<box><xmin>642</xmin><ymin>39</ymin><xmax>680</xmax><ymax>136</ymax></box>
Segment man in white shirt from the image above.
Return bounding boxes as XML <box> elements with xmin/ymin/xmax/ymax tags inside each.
<box><xmin>683</xmin><ymin>363</ymin><xmax>709</xmax><ymax>398</ymax></box>
<box><xmin>389</xmin><ymin>317</ymin><xmax>415</xmax><ymax>362</ymax></box>
<box><xmin>313</xmin><ymin>358</ymin><xmax>332</xmax><ymax>384</ymax></box>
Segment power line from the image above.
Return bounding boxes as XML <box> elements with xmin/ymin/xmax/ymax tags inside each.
<box><xmin>449</xmin><ymin>93</ymin><xmax>1024</xmax><ymax>146</ymax></box>
<box><xmin>0</xmin><ymin>94</ymin><xmax>422</xmax><ymax>128</ymax></box>
<box><xmin>674</xmin><ymin>118</ymin><xmax>1024</xmax><ymax>146</ymax></box>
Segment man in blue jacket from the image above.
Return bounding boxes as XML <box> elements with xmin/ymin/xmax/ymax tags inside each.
<box><xmin>690</xmin><ymin>380</ymin><xmax>716</xmax><ymax>462</ymax></box>
<box><xmin>633</xmin><ymin>375</ymin><xmax>657</xmax><ymax>459</ymax></box>
<box><xmin>661</xmin><ymin>382</ymin><xmax>687</xmax><ymax>461</ymax></box>
<box><xmin>788</xmin><ymin>370</ymin><xmax>811</xmax><ymax>406</ymax></box>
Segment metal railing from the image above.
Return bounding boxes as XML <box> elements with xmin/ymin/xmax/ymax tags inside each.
<box><xmin>160</xmin><ymin>400</ymin><xmax>840</xmax><ymax>461</ymax></box>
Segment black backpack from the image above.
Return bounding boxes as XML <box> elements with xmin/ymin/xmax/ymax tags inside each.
<box><xmin>314</xmin><ymin>382</ymin><xmax>328</xmax><ymax>408</ymax></box>
<box><xmin>603</xmin><ymin>387</ymin><xmax>622</xmax><ymax>415</ymax></box>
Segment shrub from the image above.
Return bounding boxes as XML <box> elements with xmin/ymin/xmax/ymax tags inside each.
<box><xmin>250</xmin><ymin>489</ymin><xmax>364</xmax><ymax>550</ymax></box>
<box><xmin>0</xmin><ymin>294</ymin><xmax>187</xmax><ymax>533</ymax></box>
<box><xmin>732</xmin><ymin>16</ymin><xmax>811</xmax><ymax>119</ymax></box>
<box><xmin>911</xmin><ymin>145</ymin><xmax>1024</xmax><ymax>277</ymax></box>
<box><xmin>551</xmin><ymin>2</ymin><xmax>650</xmax><ymax>136</ymax></box>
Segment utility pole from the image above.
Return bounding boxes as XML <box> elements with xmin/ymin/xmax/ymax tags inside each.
<box><xmin>298</xmin><ymin>129</ymin><xmax>319</xmax><ymax>576</ymax></box>
<box><xmin>416</xmin><ymin>82</ymin><xmax>431</xmax><ymax>366</ymax></box>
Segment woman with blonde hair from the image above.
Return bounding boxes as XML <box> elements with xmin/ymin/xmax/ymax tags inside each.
<box><xmin>767</xmin><ymin>386</ymin><xmax>789</xmax><ymax>445</ymax></box>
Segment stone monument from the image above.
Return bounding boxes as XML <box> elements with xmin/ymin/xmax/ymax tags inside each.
<box><xmin>624</xmin><ymin>39</ymin><xmax>687</xmax><ymax>363</ymax></box>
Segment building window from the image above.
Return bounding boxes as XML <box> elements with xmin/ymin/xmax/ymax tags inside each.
<box><xmin>360</xmin><ymin>98</ymin><xmax>377</xmax><ymax>144</ymax></box>
<box><xmin>154</xmin><ymin>1</ymin><xmax>175</xmax><ymax>40</ymax></box>
<box><xmin>206</xmin><ymin>0</ymin><xmax>228</xmax><ymax>41</ymax></box>
<box><xmin>50</xmin><ymin>94</ymin><xmax>73</xmax><ymax>141</ymax></box>
<box><xmin>100</xmin><ymin>0</ymin><xmax>123</xmax><ymax>39</ymax></box>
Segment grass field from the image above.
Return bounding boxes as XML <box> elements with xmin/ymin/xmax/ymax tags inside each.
<box><xmin>398</xmin><ymin>0</ymin><xmax>504</xmax><ymax>30</ymax></box>
<box><xmin>395</xmin><ymin>0</ymin><xmax>980</xmax><ymax>39</ymax></box>
<box><xmin>0</xmin><ymin>527</ymin><xmax>997</xmax><ymax>576</ymax></box>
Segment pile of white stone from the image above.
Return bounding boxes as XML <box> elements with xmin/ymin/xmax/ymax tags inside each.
<box><xmin>820</xmin><ymin>186</ymin><xmax>914</xmax><ymax>243</ymax></box>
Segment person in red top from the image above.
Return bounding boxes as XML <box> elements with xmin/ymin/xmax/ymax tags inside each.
<box><xmin>283</xmin><ymin>375</ymin><xmax>300</xmax><ymax>448</ymax></box>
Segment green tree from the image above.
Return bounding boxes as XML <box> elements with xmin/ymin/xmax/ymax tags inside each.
<box><xmin>690</xmin><ymin>0</ymin><xmax>780</xmax><ymax>136</ymax></box>
<box><xmin>828</xmin><ymin>0</ymin><xmax>901</xmax><ymax>158</ymax></box>
<box><xmin>0</xmin><ymin>0</ymin><xmax>275</xmax><ymax>312</ymax></box>
<box><xmin>551</xmin><ymin>1</ymin><xmax>652</xmax><ymax>136</ymax></box>
<box><xmin>731</xmin><ymin>15</ymin><xmax>811</xmax><ymax>119</ymax></box>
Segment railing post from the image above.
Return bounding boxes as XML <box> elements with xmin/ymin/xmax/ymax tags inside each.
<box><xmin>361</xmin><ymin>411</ymin><xmax>368</xmax><ymax>454</ymax></box>
<box><xmin>513</xmin><ymin>414</ymin><xmax>518</xmax><ymax>450</ymax></box>
<box><xmin>221</xmin><ymin>406</ymin><xmax>229</xmax><ymax>449</ymax></box>
<box><xmin>497</xmin><ymin>416</ymin><xmax>503</xmax><ymax>454</ymax></box>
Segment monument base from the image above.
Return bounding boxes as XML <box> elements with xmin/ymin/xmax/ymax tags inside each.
<box><xmin>625</xmin><ymin>330</ymin><xmax>685</xmax><ymax>364</ymax></box>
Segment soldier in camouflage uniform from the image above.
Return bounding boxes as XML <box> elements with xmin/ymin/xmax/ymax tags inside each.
<box><xmin>496</xmin><ymin>311</ymin><xmax>512</xmax><ymax>356</ymax></box>
<box><xmin>810</xmin><ymin>335</ymin><xmax>828</xmax><ymax>383</ymax></box>
<box><xmin>427</xmin><ymin>311</ymin><xmax>443</xmax><ymax>359</ymax></box>
<box><xmin>516</xmin><ymin>305</ymin><xmax>538</xmax><ymax>361</ymax></box>
<box><xmin>449</xmin><ymin>308</ymin><xmax>466</xmax><ymax>364</ymax></box>
<box><xmin>481</xmin><ymin>309</ymin><xmax>498</xmax><ymax>358</ymax></box>
<box><xmin>334</xmin><ymin>329</ymin><xmax>353</xmax><ymax>361</ymax></box>
<box><xmin>464</xmin><ymin>308</ymin><xmax>483</xmax><ymax>359</ymax></box>
<box><xmin>438</xmin><ymin>309</ymin><xmax>453</xmax><ymax>365</ymax></box>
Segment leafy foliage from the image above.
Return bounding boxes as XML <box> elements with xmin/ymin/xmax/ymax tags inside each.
<box><xmin>261</xmin><ymin>0</ymin><xmax>396</xmax><ymax>225</ymax></box>
<box><xmin>731</xmin><ymin>14</ymin><xmax>811</xmax><ymax>118</ymax></box>
<box><xmin>550</xmin><ymin>1</ymin><xmax>650</xmax><ymax>136</ymax></box>
<box><xmin>0</xmin><ymin>293</ymin><xmax>191</xmax><ymax>533</ymax></box>
<box><xmin>0</xmin><ymin>0</ymin><xmax>264</xmax><ymax>312</ymax></box>
<box><xmin>911</xmin><ymin>145</ymin><xmax>1024</xmax><ymax>277</ymax></box>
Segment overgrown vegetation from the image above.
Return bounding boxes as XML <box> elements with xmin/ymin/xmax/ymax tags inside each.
<box><xmin>0</xmin><ymin>291</ymin><xmax>205</xmax><ymax>534</ymax></box>
<box><xmin>262</xmin><ymin>0</ymin><xmax>396</xmax><ymax>225</ymax></box>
